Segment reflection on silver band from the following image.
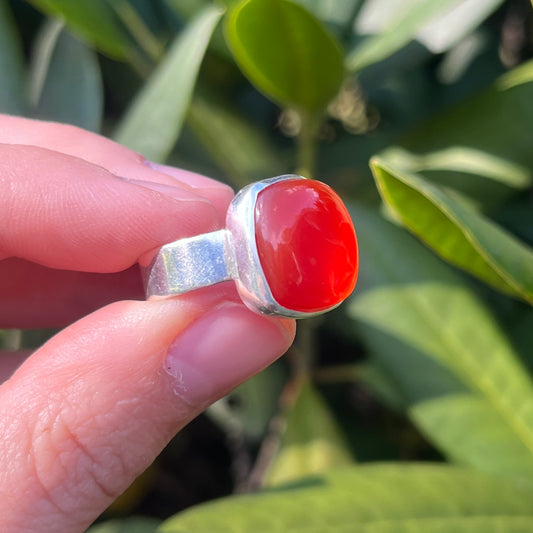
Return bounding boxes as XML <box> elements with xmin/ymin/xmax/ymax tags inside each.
<box><xmin>143</xmin><ymin>229</ymin><xmax>235</xmax><ymax>297</ymax></box>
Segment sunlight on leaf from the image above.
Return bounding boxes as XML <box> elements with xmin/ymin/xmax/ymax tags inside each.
<box><xmin>160</xmin><ymin>464</ymin><xmax>533</xmax><ymax>532</ymax></box>
<box><xmin>87</xmin><ymin>517</ymin><xmax>160</xmax><ymax>533</ymax></box>
<box><xmin>349</xmin><ymin>205</ymin><xmax>533</xmax><ymax>476</ymax></box>
<box><xmin>411</xmin><ymin>393</ymin><xmax>533</xmax><ymax>480</ymax></box>
<box><xmin>381</xmin><ymin>146</ymin><xmax>531</xmax><ymax>191</ymax></box>
<box><xmin>371</xmin><ymin>158</ymin><xmax>533</xmax><ymax>304</ymax></box>
<box><xmin>416</xmin><ymin>0</ymin><xmax>504</xmax><ymax>53</ymax></box>
<box><xmin>346</xmin><ymin>0</ymin><xmax>460</xmax><ymax>72</ymax></box>
<box><xmin>226</xmin><ymin>0</ymin><xmax>344</xmax><ymax>111</ymax></box>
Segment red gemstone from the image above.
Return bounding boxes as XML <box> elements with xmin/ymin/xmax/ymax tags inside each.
<box><xmin>254</xmin><ymin>179</ymin><xmax>358</xmax><ymax>313</ymax></box>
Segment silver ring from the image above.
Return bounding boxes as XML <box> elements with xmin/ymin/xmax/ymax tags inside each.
<box><xmin>142</xmin><ymin>175</ymin><xmax>358</xmax><ymax>319</ymax></box>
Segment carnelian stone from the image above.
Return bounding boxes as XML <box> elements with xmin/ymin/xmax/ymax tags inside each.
<box><xmin>254</xmin><ymin>179</ymin><xmax>358</xmax><ymax>313</ymax></box>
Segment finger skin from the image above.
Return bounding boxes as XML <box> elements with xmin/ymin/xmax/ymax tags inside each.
<box><xmin>0</xmin><ymin>116</ymin><xmax>232</xmax><ymax>327</ymax></box>
<box><xmin>0</xmin><ymin>115</ymin><xmax>234</xmax><ymax>216</ymax></box>
<box><xmin>0</xmin><ymin>258</ymin><xmax>144</xmax><ymax>328</ymax></box>
<box><xmin>0</xmin><ymin>144</ymin><xmax>221</xmax><ymax>271</ymax></box>
<box><xmin>0</xmin><ymin>291</ymin><xmax>295</xmax><ymax>532</ymax></box>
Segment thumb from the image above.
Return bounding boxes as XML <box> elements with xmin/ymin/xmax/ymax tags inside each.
<box><xmin>0</xmin><ymin>287</ymin><xmax>295</xmax><ymax>533</ymax></box>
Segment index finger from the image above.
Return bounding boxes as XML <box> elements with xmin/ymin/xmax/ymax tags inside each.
<box><xmin>0</xmin><ymin>144</ymin><xmax>222</xmax><ymax>273</ymax></box>
<box><xmin>0</xmin><ymin>115</ymin><xmax>234</xmax><ymax>218</ymax></box>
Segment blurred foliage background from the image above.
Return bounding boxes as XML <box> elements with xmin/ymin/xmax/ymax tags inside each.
<box><xmin>2</xmin><ymin>0</ymin><xmax>533</xmax><ymax>531</ymax></box>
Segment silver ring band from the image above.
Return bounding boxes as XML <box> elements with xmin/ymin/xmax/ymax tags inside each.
<box><xmin>142</xmin><ymin>229</ymin><xmax>235</xmax><ymax>297</ymax></box>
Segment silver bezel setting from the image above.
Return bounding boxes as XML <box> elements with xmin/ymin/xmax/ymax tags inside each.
<box><xmin>144</xmin><ymin>174</ymin><xmax>346</xmax><ymax>319</ymax></box>
<box><xmin>226</xmin><ymin>174</ymin><xmax>335</xmax><ymax>319</ymax></box>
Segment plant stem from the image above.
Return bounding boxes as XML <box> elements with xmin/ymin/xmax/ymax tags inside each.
<box><xmin>296</xmin><ymin>111</ymin><xmax>320</xmax><ymax>179</ymax></box>
<box><xmin>244</xmin><ymin>366</ymin><xmax>305</xmax><ymax>490</ymax></box>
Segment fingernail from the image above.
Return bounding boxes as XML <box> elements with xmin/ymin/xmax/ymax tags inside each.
<box><xmin>165</xmin><ymin>303</ymin><xmax>293</xmax><ymax>406</ymax></box>
<box><xmin>145</xmin><ymin>161</ymin><xmax>233</xmax><ymax>193</ymax></box>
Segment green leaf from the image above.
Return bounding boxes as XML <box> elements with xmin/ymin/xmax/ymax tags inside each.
<box><xmin>410</xmin><ymin>393</ymin><xmax>533</xmax><ymax>480</ymax></box>
<box><xmin>266</xmin><ymin>379</ymin><xmax>354</xmax><ymax>487</ymax></box>
<box><xmin>0</xmin><ymin>0</ymin><xmax>27</xmax><ymax>113</ymax></box>
<box><xmin>29</xmin><ymin>21</ymin><xmax>103</xmax><ymax>131</ymax></box>
<box><xmin>114</xmin><ymin>5</ymin><xmax>223</xmax><ymax>162</ymax></box>
<box><xmin>350</xmin><ymin>0</ymin><xmax>504</xmax><ymax>71</ymax></box>
<box><xmin>381</xmin><ymin>146</ymin><xmax>532</xmax><ymax>193</ymax></box>
<box><xmin>87</xmin><ymin>517</ymin><xmax>160</xmax><ymax>533</ymax></box>
<box><xmin>26</xmin><ymin>0</ymin><xmax>132</xmax><ymax>59</ymax></box>
<box><xmin>348</xmin><ymin>205</ymin><xmax>533</xmax><ymax>476</ymax></box>
<box><xmin>186</xmin><ymin>90</ymin><xmax>286</xmax><ymax>187</ymax></box>
<box><xmin>225</xmin><ymin>0</ymin><xmax>344</xmax><ymax>112</ymax></box>
<box><xmin>414</xmin><ymin>0</ymin><xmax>504</xmax><ymax>54</ymax></box>
<box><xmin>370</xmin><ymin>158</ymin><xmax>533</xmax><ymax>304</ymax></box>
<box><xmin>346</xmin><ymin>0</ymin><xmax>461</xmax><ymax>72</ymax></box>
<box><xmin>395</xmin><ymin>61</ymin><xmax>533</xmax><ymax>206</ymax></box>
<box><xmin>159</xmin><ymin>464</ymin><xmax>533</xmax><ymax>532</ymax></box>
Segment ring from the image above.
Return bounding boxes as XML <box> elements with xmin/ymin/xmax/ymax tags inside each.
<box><xmin>142</xmin><ymin>175</ymin><xmax>358</xmax><ymax>318</ymax></box>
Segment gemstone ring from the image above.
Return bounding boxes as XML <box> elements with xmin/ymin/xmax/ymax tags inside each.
<box><xmin>142</xmin><ymin>175</ymin><xmax>358</xmax><ymax>318</ymax></box>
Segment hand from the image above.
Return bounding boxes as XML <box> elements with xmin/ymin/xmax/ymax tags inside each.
<box><xmin>0</xmin><ymin>115</ymin><xmax>295</xmax><ymax>532</ymax></box>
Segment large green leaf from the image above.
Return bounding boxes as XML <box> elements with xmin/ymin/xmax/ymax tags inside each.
<box><xmin>348</xmin><ymin>205</ymin><xmax>533</xmax><ymax>477</ymax></box>
<box><xmin>159</xmin><ymin>464</ymin><xmax>533</xmax><ymax>532</ymax></box>
<box><xmin>266</xmin><ymin>379</ymin><xmax>354</xmax><ymax>487</ymax></box>
<box><xmin>0</xmin><ymin>0</ymin><xmax>27</xmax><ymax>113</ymax></box>
<box><xmin>87</xmin><ymin>517</ymin><xmax>160</xmax><ymax>533</ymax></box>
<box><xmin>410</xmin><ymin>393</ymin><xmax>533</xmax><ymax>480</ymax></box>
<box><xmin>114</xmin><ymin>5</ymin><xmax>223</xmax><ymax>162</ymax></box>
<box><xmin>26</xmin><ymin>0</ymin><xmax>132</xmax><ymax>59</ymax></box>
<box><xmin>225</xmin><ymin>0</ymin><xmax>344</xmax><ymax>112</ymax></box>
<box><xmin>346</xmin><ymin>0</ymin><xmax>460</xmax><ymax>72</ymax></box>
<box><xmin>29</xmin><ymin>21</ymin><xmax>103</xmax><ymax>131</ymax></box>
<box><xmin>371</xmin><ymin>158</ymin><xmax>533</xmax><ymax>304</ymax></box>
